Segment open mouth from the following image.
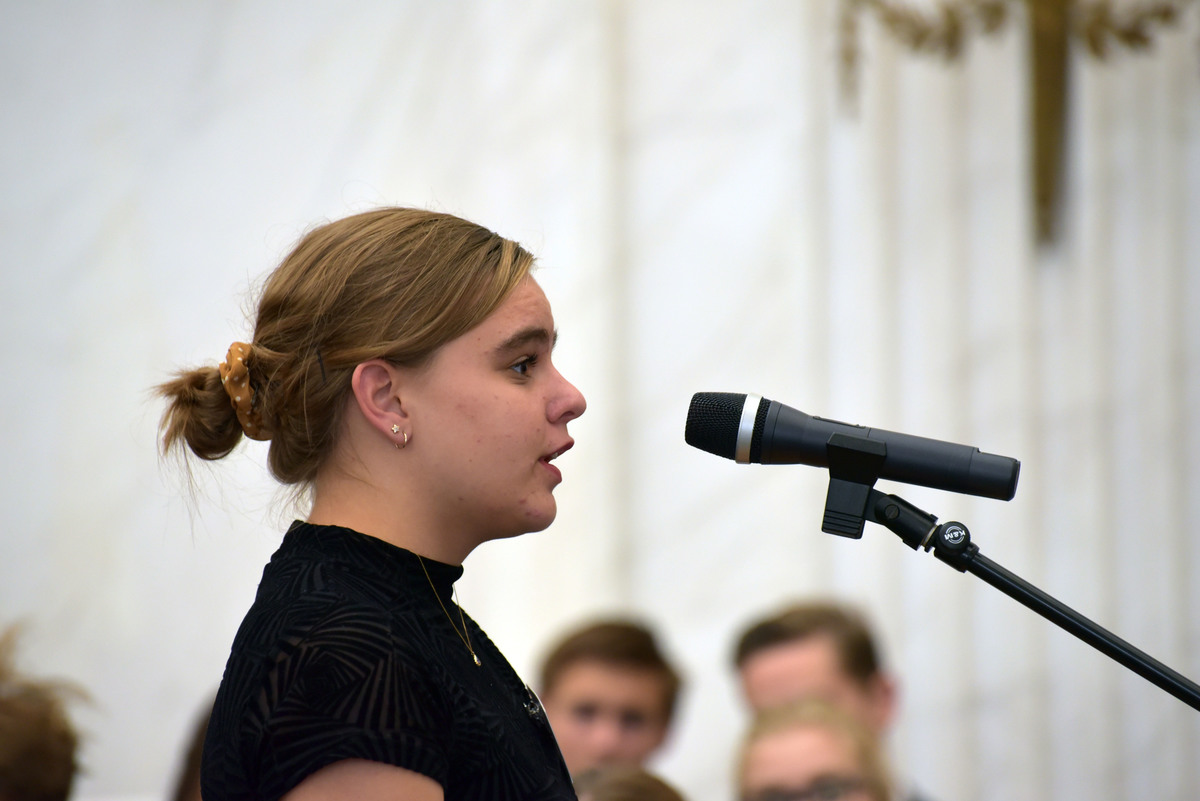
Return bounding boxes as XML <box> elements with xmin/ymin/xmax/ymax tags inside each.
<box><xmin>541</xmin><ymin>442</ymin><xmax>573</xmax><ymax>464</ymax></box>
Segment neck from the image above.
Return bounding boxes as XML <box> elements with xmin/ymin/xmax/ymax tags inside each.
<box><xmin>308</xmin><ymin>470</ymin><xmax>475</xmax><ymax>565</ymax></box>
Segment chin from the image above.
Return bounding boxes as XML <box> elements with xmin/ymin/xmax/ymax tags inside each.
<box><xmin>521</xmin><ymin>498</ymin><xmax>558</xmax><ymax>534</ymax></box>
<box><xmin>523</xmin><ymin>510</ymin><xmax>557</xmax><ymax>534</ymax></box>
<box><xmin>483</xmin><ymin>507</ymin><xmax>557</xmax><ymax>542</ymax></box>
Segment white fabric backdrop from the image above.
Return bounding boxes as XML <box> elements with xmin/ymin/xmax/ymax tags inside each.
<box><xmin>1</xmin><ymin>2</ymin><xmax>1197</xmax><ymax>800</ymax></box>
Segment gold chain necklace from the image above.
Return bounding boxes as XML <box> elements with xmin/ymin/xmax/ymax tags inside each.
<box><xmin>418</xmin><ymin>555</ymin><xmax>481</xmax><ymax>667</ymax></box>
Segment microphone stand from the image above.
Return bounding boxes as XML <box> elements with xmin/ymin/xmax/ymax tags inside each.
<box><xmin>820</xmin><ymin>433</ymin><xmax>1200</xmax><ymax>711</ymax></box>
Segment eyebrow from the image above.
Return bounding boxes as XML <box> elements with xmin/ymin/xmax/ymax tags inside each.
<box><xmin>493</xmin><ymin>326</ymin><xmax>557</xmax><ymax>355</ymax></box>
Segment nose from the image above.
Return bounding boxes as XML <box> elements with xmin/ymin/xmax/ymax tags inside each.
<box><xmin>548</xmin><ymin>366</ymin><xmax>587</xmax><ymax>423</ymax></box>
<box><xmin>585</xmin><ymin>716</ymin><xmax>625</xmax><ymax>761</ymax></box>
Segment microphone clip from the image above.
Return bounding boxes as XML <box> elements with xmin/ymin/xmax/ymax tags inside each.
<box><xmin>821</xmin><ymin>433</ymin><xmax>887</xmax><ymax>538</ymax></box>
<box><xmin>821</xmin><ymin>433</ymin><xmax>955</xmax><ymax>556</ymax></box>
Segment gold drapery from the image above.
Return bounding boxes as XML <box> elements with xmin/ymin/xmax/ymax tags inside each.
<box><xmin>838</xmin><ymin>0</ymin><xmax>1195</xmax><ymax>245</ymax></box>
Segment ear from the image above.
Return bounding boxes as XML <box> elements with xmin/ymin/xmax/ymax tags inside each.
<box><xmin>349</xmin><ymin>359</ymin><xmax>408</xmax><ymax>440</ymax></box>
<box><xmin>645</xmin><ymin>716</ymin><xmax>671</xmax><ymax>755</ymax></box>
<box><xmin>863</xmin><ymin>672</ymin><xmax>897</xmax><ymax>736</ymax></box>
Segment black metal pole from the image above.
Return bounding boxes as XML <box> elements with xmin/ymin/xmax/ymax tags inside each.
<box><xmin>965</xmin><ymin>551</ymin><xmax>1200</xmax><ymax>710</ymax></box>
<box><xmin>865</xmin><ymin>489</ymin><xmax>1200</xmax><ymax>711</ymax></box>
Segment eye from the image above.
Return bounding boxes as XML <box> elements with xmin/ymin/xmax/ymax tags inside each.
<box><xmin>618</xmin><ymin>710</ymin><xmax>648</xmax><ymax>731</ymax></box>
<box><xmin>510</xmin><ymin>354</ymin><xmax>539</xmax><ymax>376</ymax></box>
<box><xmin>570</xmin><ymin>702</ymin><xmax>599</xmax><ymax>723</ymax></box>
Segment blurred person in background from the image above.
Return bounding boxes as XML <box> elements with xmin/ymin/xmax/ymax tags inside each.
<box><xmin>573</xmin><ymin>765</ymin><xmax>687</xmax><ymax>801</ymax></box>
<box><xmin>539</xmin><ymin>619</ymin><xmax>681</xmax><ymax>777</ymax></box>
<box><xmin>0</xmin><ymin>625</ymin><xmax>85</xmax><ymax>801</ymax></box>
<box><xmin>733</xmin><ymin>602</ymin><xmax>895</xmax><ymax>729</ymax></box>
<box><xmin>733</xmin><ymin>601</ymin><xmax>934</xmax><ymax>801</ymax></box>
<box><xmin>737</xmin><ymin>698</ymin><xmax>892</xmax><ymax>801</ymax></box>
<box><xmin>167</xmin><ymin>695</ymin><xmax>212</xmax><ymax>801</ymax></box>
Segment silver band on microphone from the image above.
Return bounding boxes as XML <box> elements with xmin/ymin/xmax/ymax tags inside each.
<box><xmin>735</xmin><ymin>394</ymin><xmax>761</xmax><ymax>464</ymax></box>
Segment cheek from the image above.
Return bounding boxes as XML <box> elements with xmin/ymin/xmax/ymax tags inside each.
<box><xmin>460</xmin><ymin>400</ymin><xmax>533</xmax><ymax>450</ymax></box>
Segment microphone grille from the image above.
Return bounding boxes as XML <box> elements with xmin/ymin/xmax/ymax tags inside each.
<box><xmin>685</xmin><ymin>392</ymin><xmax>747</xmax><ymax>459</ymax></box>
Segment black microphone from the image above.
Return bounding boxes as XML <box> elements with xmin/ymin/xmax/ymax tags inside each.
<box><xmin>685</xmin><ymin>392</ymin><xmax>1020</xmax><ymax>501</ymax></box>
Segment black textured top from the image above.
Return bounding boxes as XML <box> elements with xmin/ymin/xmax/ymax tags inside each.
<box><xmin>201</xmin><ymin>521</ymin><xmax>575</xmax><ymax>801</ymax></box>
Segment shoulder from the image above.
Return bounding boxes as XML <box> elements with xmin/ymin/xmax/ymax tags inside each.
<box><xmin>227</xmin><ymin>588</ymin><xmax>445</xmax><ymax>709</ymax></box>
<box><xmin>235</xmin><ymin>538</ymin><xmax>437</xmax><ymax>667</ymax></box>
<box><xmin>214</xmin><ymin>574</ymin><xmax>452</xmax><ymax>747</ymax></box>
<box><xmin>228</xmin><ymin>580</ymin><xmax>394</xmax><ymax>665</ymax></box>
<box><xmin>206</xmin><ymin>595</ymin><xmax>455</xmax><ymax>801</ymax></box>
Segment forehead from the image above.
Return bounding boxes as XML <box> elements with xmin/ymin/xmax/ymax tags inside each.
<box><xmin>741</xmin><ymin>636</ymin><xmax>864</xmax><ymax>701</ymax></box>
<box><xmin>548</xmin><ymin>661</ymin><xmax>667</xmax><ymax>705</ymax></box>
<box><xmin>483</xmin><ymin>275</ymin><xmax>553</xmax><ymax>335</ymax></box>
<box><xmin>743</xmin><ymin>725</ymin><xmax>859</xmax><ymax>788</ymax></box>
<box><xmin>747</xmin><ymin>636</ymin><xmax>845</xmax><ymax>679</ymax></box>
<box><xmin>430</xmin><ymin>275</ymin><xmax>554</xmax><ymax>363</ymax></box>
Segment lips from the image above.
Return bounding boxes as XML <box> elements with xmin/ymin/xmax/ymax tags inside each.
<box><xmin>542</xmin><ymin>441</ymin><xmax>574</xmax><ymax>463</ymax></box>
<box><xmin>540</xmin><ymin>440</ymin><xmax>574</xmax><ymax>480</ymax></box>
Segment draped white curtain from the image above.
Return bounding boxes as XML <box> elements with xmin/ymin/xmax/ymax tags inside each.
<box><xmin>1</xmin><ymin>3</ymin><xmax>1197</xmax><ymax>801</ymax></box>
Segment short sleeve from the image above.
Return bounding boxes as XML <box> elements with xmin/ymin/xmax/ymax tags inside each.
<box><xmin>218</xmin><ymin>601</ymin><xmax>452</xmax><ymax>801</ymax></box>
